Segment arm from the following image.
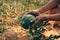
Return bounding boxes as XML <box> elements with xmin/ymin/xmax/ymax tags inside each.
<box><xmin>47</xmin><ymin>14</ymin><xmax>60</xmax><ymax>21</ymax></box>
<box><xmin>31</xmin><ymin>13</ymin><xmax>60</xmax><ymax>23</ymax></box>
<box><xmin>39</xmin><ymin>0</ymin><xmax>58</xmax><ymax>13</ymax></box>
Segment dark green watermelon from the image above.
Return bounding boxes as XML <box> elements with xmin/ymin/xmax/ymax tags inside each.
<box><xmin>18</xmin><ymin>14</ymin><xmax>49</xmax><ymax>29</ymax></box>
<box><xmin>18</xmin><ymin>14</ymin><xmax>35</xmax><ymax>29</ymax></box>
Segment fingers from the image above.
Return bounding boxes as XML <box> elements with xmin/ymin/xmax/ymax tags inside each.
<box><xmin>31</xmin><ymin>18</ymin><xmax>35</xmax><ymax>22</ymax></box>
<box><xmin>30</xmin><ymin>15</ymin><xmax>47</xmax><ymax>23</ymax></box>
<box><xmin>27</xmin><ymin>10</ymin><xmax>39</xmax><ymax>17</ymax></box>
<box><xmin>27</xmin><ymin>11</ymin><xmax>33</xmax><ymax>14</ymax></box>
<box><xmin>30</xmin><ymin>18</ymin><xmax>40</xmax><ymax>24</ymax></box>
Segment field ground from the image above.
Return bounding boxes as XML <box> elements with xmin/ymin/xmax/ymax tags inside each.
<box><xmin>0</xmin><ymin>0</ymin><xmax>60</xmax><ymax>40</ymax></box>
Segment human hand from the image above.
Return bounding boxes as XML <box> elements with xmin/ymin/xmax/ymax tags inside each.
<box><xmin>31</xmin><ymin>15</ymin><xmax>48</xmax><ymax>23</ymax></box>
<box><xmin>27</xmin><ymin>10</ymin><xmax>40</xmax><ymax>17</ymax></box>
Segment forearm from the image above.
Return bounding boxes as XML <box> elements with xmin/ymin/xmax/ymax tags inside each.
<box><xmin>47</xmin><ymin>14</ymin><xmax>60</xmax><ymax>21</ymax></box>
<box><xmin>39</xmin><ymin>0</ymin><xmax>58</xmax><ymax>13</ymax></box>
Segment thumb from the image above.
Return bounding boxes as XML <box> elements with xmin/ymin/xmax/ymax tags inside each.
<box><xmin>30</xmin><ymin>20</ymin><xmax>35</xmax><ymax>25</ymax></box>
<box><xmin>30</xmin><ymin>18</ymin><xmax>36</xmax><ymax>23</ymax></box>
<box><xmin>31</xmin><ymin>20</ymin><xmax>34</xmax><ymax>22</ymax></box>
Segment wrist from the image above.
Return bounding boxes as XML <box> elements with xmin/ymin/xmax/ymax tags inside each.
<box><xmin>44</xmin><ymin>15</ymin><xmax>50</xmax><ymax>21</ymax></box>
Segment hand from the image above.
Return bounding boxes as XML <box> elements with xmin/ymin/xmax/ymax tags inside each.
<box><xmin>31</xmin><ymin>15</ymin><xmax>48</xmax><ymax>23</ymax></box>
<box><xmin>27</xmin><ymin>10</ymin><xmax>40</xmax><ymax>17</ymax></box>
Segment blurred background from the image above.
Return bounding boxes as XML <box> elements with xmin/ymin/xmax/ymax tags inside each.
<box><xmin>0</xmin><ymin>0</ymin><xmax>60</xmax><ymax>40</ymax></box>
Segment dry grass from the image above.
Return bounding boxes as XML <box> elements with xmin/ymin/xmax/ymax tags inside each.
<box><xmin>0</xmin><ymin>0</ymin><xmax>60</xmax><ymax>40</ymax></box>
